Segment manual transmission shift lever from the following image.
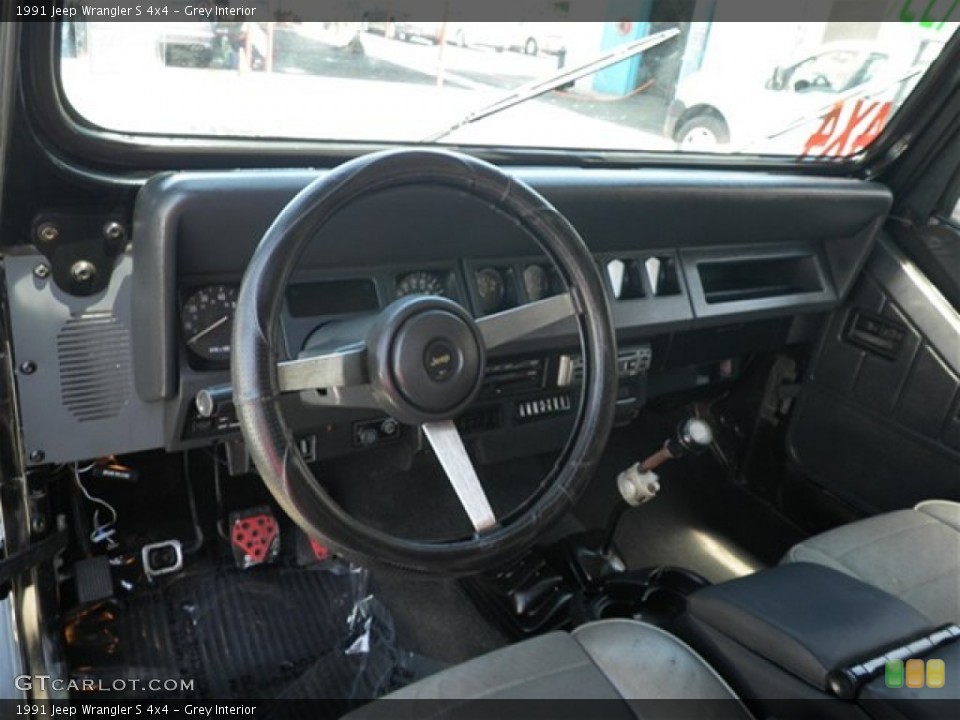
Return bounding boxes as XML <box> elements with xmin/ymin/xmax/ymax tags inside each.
<box><xmin>601</xmin><ymin>416</ymin><xmax>714</xmax><ymax>556</ymax></box>
<box><xmin>639</xmin><ymin>416</ymin><xmax>715</xmax><ymax>472</ymax></box>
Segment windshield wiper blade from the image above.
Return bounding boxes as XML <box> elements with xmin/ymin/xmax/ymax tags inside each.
<box><xmin>422</xmin><ymin>27</ymin><xmax>680</xmax><ymax>143</ymax></box>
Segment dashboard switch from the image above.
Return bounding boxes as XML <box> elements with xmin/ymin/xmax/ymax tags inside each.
<box><xmin>644</xmin><ymin>255</ymin><xmax>681</xmax><ymax>296</ymax></box>
<box><xmin>606</xmin><ymin>259</ymin><xmax>626</xmax><ymax>299</ymax></box>
<box><xmin>644</xmin><ymin>257</ymin><xmax>661</xmax><ymax>296</ymax></box>
<box><xmin>606</xmin><ymin>259</ymin><xmax>644</xmax><ymax>300</ymax></box>
<box><xmin>297</xmin><ymin>435</ymin><xmax>317</xmax><ymax>463</ymax></box>
<box><xmin>353</xmin><ymin>418</ymin><xmax>401</xmax><ymax>447</ymax></box>
<box><xmin>196</xmin><ymin>383</ymin><xmax>233</xmax><ymax>418</ymax></box>
<box><xmin>559</xmin><ymin>345</ymin><xmax>651</xmax><ymax>386</ymax></box>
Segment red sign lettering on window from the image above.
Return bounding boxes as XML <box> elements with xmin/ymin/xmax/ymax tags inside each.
<box><xmin>802</xmin><ymin>100</ymin><xmax>894</xmax><ymax>157</ymax></box>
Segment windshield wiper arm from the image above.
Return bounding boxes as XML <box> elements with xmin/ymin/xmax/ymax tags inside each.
<box><xmin>422</xmin><ymin>28</ymin><xmax>681</xmax><ymax>143</ymax></box>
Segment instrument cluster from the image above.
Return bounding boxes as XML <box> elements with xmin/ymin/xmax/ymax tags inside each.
<box><xmin>180</xmin><ymin>259</ymin><xmax>567</xmax><ymax>366</ymax></box>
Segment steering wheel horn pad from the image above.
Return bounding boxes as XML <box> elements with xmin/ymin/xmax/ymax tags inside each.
<box><xmin>368</xmin><ymin>295</ymin><xmax>485</xmax><ymax>425</ymax></box>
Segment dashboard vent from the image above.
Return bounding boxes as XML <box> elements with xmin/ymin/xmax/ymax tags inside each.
<box><xmin>57</xmin><ymin>312</ymin><xmax>132</xmax><ymax>422</ymax></box>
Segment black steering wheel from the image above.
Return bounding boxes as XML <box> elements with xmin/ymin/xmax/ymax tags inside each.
<box><xmin>231</xmin><ymin>149</ymin><xmax>617</xmax><ymax>575</ymax></box>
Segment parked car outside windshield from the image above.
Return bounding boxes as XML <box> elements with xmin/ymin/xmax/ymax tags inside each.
<box><xmin>667</xmin><ymin>41</ymin><xmax>916</xmax><ymax>152</ymax></box>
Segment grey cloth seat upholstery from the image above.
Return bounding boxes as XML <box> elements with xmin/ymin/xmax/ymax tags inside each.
<box><xmin>351</xmin><ymin>502</ymin><xmax>960</xmax><ymax>717</ymax></box>
<box><xmin>782</xmin><ymin>500</ymin><xmax>960</xmax><ymax>626</ymax></box>
<box><xmin>347</xmin><ymin>619</ymin><xmax>751</xmax><ymax>718</ymax></box>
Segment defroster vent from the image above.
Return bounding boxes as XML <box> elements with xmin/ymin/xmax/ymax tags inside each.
<box><xmin>57</xmin><ymin>312</ymin><xmax>132</xmax><ymax>422</ymax></box>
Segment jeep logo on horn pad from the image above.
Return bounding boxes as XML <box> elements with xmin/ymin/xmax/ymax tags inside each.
<box><xmin>424</xmin><ymin>340</ymin><xmax>456</xmax><ymax>382</ymax></box>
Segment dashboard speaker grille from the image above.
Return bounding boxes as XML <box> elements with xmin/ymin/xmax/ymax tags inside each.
<box><xmin>57</xmin><ymin>312</ymin><xmax>132</xmax><ymax>422</ymax></box>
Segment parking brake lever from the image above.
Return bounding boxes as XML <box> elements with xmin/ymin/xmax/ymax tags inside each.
<box><xmin>600</xmin><ymin>417</ymin><xmax>714</xmax><ymax>556</ymax></box>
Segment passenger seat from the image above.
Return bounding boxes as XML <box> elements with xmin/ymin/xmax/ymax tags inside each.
<box><xmin>782</xmin><ymin>500</ymin><xmax>960</xmax><ymax>626</ymax></box>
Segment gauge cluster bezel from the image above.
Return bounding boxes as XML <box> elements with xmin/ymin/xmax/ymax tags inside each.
<box><xmin>279</xmin><ymin>268</ymin><xmax>389</xmax><ymax>360</ymax></box>
<box><xmin>179</xmin><ymin>259</ymin><xmax>580</xmax><ymax>372</ymax></box>
<box><xmin>181</xmin><ymin>265</ymin><xmax>471</xmax><ymax>369</ymax></box>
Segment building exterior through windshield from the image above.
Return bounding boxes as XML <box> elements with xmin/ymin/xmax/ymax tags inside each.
<box><xmin>60</xmin><ymin>1</ymin><xmax>958</xmax><ymax>157</ymax></box>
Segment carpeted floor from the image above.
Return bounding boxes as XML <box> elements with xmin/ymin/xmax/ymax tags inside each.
<box><xmin>63</xmin><ymin>562</ymin><xmax>412</xmax><ymax>706</ymax></box>
<box><xmin>65</xmin><ymin>409</ymin><xmax>807</xmax><ymax>703</ymax></box>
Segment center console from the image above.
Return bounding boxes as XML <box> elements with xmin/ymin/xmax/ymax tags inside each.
<box><xmin>679</xmin><ymin>563</ymin><xmax>960</xmax><ymax>719</ymax></box>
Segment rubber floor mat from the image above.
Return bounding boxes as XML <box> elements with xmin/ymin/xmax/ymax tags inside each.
<box><xmin>64</xmin><ymin>563</ymin><xmax>416</xmax><ymax>704</ymax></box>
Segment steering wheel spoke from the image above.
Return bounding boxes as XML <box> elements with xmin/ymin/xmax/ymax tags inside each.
<box><xmin>422</xmin><ymin>420</ymin><xmax>497</xmax><ymax>533</ymax></box>
<box><xmin>278</xmin><ymin>345</ymin><xmax>369</xmax><ymax>396</ymax></box>
<box><xmin>477</xmin><ymin>292</ymin><xmax>575</xmax><ymax>351</ymax></box>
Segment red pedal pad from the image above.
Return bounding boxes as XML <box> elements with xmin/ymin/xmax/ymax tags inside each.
<box><xmin>294</xmin><ymin>530</ymin><xmax>336</xmax><ymax>567</ymax></box>
<box><xmin>309</xmin><ymin>538</ymin><xmax>330</xmax><ymax>562</ymax></box>
<box><xmin>229</xmin><ymin>507</ymin><xmax>280</xmax><ymax>569</ymax></box>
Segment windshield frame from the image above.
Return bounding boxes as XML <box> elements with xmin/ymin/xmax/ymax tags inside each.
<box><xmin>23</xmin><ymin>20</ymin><xmax>960</xmax><ymax>179</ymax></box>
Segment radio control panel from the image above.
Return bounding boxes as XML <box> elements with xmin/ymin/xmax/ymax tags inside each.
<box><xmin>556</xmin><ymin>345</ymin><xmax>652</xmax><ymax>387</ymax></box>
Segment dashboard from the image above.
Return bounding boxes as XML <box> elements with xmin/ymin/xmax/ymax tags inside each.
<box><xmin>6</xmin><ymin>166</ymin><xmax>892</xmax><ymax>467</ymax></box>
<box><xmin>175</xmin><ymin>255</ymin><xmax>655</xmax><ymax>462</ymax></box>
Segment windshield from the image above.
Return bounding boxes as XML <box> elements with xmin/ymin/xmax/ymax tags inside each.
<box><xmin>58</xmin><ymin>6</ymin><xmax>957</xmax><ymax>158</ymax></box>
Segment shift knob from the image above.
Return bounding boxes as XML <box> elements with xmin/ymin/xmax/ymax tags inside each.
<box><xmin>640</xmin><ymin>416</ymin><xmax>714</xmax><ymax>472</ymax></box>
<box><xmin>666</xmin><ymin>417</ymin><xmax>714</xmax><ymax>457</ymax></box>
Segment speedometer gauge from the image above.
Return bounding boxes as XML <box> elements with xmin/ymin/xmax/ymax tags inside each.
<box><xmin>181</xmin><ymin>285</ymin><xmax>238</xmax><ymax>362</ymax></box>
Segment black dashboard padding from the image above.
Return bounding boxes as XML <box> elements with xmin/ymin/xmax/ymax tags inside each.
<box><xmin>131</xmin><ymin>167</ymin><xmax>891</xmax><ymax>402</ymax></box>
<box><xmin>686</xmin><ymin>563</ymin><xmax>936</xmax><ymax>692</ymax></box>
<box><xmin>230</xmin><ymin>149</ymin><xmax>618</xmax><ymax>574</ymax></box>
